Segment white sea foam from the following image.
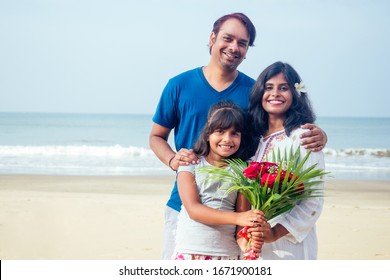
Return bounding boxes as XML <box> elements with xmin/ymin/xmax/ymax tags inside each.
<box><xmin>0</xmin><ymin>145</ymin><xmax>167</xmax><ymax>175</ymax></box>
<box><xmin>0</xmin><ymin>145</ymin><xmax>389</xmax><ymax>179</ymax></box>
<box><xmin>324</xmin><ymin>148</ymin><xmax>390</xmax><ymax>158</ymax></box>
<box><xmin>1</xmin><ymin>145</ymin><xmax>388</xmax><ymax>158</ymax></box>
<box><xmin>0</xmin><ymin>145</ymin><xmax>154</xmax><ymax>157</ymax></box>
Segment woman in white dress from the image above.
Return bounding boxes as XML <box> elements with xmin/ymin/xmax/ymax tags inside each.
<box><xmin>248</xmin><ymin>61</ymin><xmax>326</xmax><ymax>260</ymax></box>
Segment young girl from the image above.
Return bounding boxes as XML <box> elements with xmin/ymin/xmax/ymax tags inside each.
<box><xmin>248</xmin><ymin>61</ymin><xmax>326</xmax><ymax>259</ymax></box>
<box><xmin>172</xmin><ymin>100</ymin><xmax>266</xmax><ymax>260</ymax></box>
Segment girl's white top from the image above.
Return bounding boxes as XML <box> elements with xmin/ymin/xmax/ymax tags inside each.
<box><xmin>174</xmin><ymin>156</ymin><xmax>241</xmax><ymax>257</ymax></box>
<box><xmin>252</xmin><ymin>128</ymin><xmax>325</xmax><ymax>260</ymax></box>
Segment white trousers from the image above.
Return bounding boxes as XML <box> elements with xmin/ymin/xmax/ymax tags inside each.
<box><xmin>161</xmin><ymin>206</ymin><xmax>179</xmax><ymax>260</ymax></box>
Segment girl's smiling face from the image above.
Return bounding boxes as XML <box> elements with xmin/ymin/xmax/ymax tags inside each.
<box><xmin>206</xmin><ymin>126</ymin><xmax>241</xmax><ymax>164</ymax></box>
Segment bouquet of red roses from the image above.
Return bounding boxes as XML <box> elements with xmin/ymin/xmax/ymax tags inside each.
<box><xmin>198</xmin><ymin>146</ymin><xmax>328</xmax><ymax>259</ymax></box>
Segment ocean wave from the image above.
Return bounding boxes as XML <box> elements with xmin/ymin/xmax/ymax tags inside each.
<box><xmin>324</xmin><ymin>148</ymin><xmax>390</xmax><ymax>158</ymax></box>
<box><xmin>0</xmin><ymin>145</ymin><xmax>154</xmax><ymax>157</ymax></box>
<box><xmin>326</xmin><ymin>162</ymin><xmax>390</xmax><ymax>171</ymax></box>
<box><xmin>1</xmin><ymin>145</ymin><xmax>389</xmax><ymax>158</ymax></box>
<box><xmin>0</xmin><ymin>145</ymin><xmax>389</xmax><ymax>179</ymax></box>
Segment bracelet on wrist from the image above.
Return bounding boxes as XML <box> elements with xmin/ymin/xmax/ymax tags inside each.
<box><xmin>168</xmin><ymin>155</ymin><xmax>176</xmax><ymax>171</ymax></box>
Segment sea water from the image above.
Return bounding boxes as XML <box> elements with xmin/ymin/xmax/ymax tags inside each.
<box><xmin>0</xmin><ymin>112</ymin><xmax>389</xmax><ymax>180</ymax></box>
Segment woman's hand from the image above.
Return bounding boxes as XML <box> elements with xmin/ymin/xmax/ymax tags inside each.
<box><xmin>246</xmin><ymin>218</ymin><xmax>271</xmax><ymax>253</ymax></box>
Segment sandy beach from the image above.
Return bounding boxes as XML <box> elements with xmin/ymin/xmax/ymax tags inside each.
<box><xmin>0</xmin><ymin>175</ymin><xmax>389</xmax><ymax>260</ymax></box>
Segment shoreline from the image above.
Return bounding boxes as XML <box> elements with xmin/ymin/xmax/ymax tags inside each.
<box><xmin>0</xmin><ymin>175</ymin><xmax>389</xmax><ymax>260</ymax></box>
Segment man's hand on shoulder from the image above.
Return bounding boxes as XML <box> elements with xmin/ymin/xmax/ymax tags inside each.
<box><xmin>300</xmin><ymin>123</ymin><xmax>328</xmax><ymax>152</ymax></box>
<box><xmin>169</xmin><ymin>148</ymin><xmax>200</xmax><ymax>171</ymax></box>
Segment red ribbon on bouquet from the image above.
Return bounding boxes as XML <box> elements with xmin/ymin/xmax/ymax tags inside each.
<box><xmin>237</xmin><ymin>226</ymin><xmax>258</xmax><ymax>260</ymax></box>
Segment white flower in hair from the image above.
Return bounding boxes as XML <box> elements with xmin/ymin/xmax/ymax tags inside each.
<box><xmin>294</xmin><ymin>81</ymin><xmax>307</xmax><ymax>97</ymax></box>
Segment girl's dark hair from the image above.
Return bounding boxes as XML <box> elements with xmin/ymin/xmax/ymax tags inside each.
<box><xmin>193</xmin><ymin>100</ymin><xmax>256</xmax><ymax>161</ymax></box>
<box><xmin>248</xmin><ymin>61</ymin><xmax>316</xmax><ymax>138</ymax></box>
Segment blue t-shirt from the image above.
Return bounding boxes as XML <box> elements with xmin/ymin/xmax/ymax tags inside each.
<box><xmin>152</xmin><ymin>67</ymin><xmax>255</xmax><ymax>211</ymax></box>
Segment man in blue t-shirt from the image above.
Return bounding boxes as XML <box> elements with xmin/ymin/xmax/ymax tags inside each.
<box><xmin>150</xmin><ymin>13</ymin><xmax>327</xmax><ymax>260</ymax></box>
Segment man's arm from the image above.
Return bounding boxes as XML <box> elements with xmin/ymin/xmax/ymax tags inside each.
<box><xmin>149</xmin><ymin>123</ymin><xmax>176</xmax><ymax>168</ymax></box>
<box><xmin>149</xmin><ymin>123</ymin><xmax>198</xmax><ymax>171</ymax></box>
<box><xmin>300</xmin><ymin>123</ymin><xmax>328</xmax><ymax>152</ymax></box>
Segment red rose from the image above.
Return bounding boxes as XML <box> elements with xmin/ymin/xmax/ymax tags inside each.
<box><xmin>280</xmin><ymin>170</ymin><xmax>294</xmax><ymax>181</ymax></box>
<box><xmin>243</xmin><ymin>161</ymin><xmax>279</xmax><ymax>180</ymax></box>
<box><xmin>259</xmin><ymin>162</ymin><xmax>279</xmax><ymax>176</ymax></box>
<box><xmin>261</xmin><ymin>173</ymin><xmax>278</xmax><ymax>188</ymax></box>
<box><xmin>243</xmin><ymin>162</ymin><xmax>263</xmax><ymax>179</ymax></box>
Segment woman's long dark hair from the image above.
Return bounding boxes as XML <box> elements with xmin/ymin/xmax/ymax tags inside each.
<box><xmin>248</xmin><ymin>61</ymin><xmax>316</xmax><ymax>138</ymax></box>
<box><xmin>193</xmin><ymin>100</ymin><xmax>256</xmax><ymax>161</ymax></box>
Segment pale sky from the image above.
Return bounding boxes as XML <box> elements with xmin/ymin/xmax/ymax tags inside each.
<box><xmin>1</xmin><ymin>0</ymin><xmax>389</xmax><ymax>117</ymax></box>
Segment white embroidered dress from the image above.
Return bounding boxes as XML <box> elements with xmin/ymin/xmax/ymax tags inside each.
<box><xmin>252</xmin><ymin>128</ymin><xmax>325</xmax><ymax>260</ymax></box>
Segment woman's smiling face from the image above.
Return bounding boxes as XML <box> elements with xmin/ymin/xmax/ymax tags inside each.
<box><xmin>262</xmin><ymin>73</ymin><xmax>293</xmax><ymax>118</ymax></box>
